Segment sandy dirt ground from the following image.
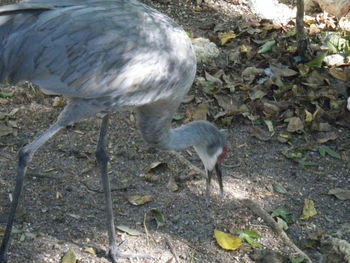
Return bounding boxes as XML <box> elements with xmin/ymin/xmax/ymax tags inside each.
<box><xmin>0</xmin><ymin>0</ymin><xmax>349</xmax><ymax>263</ymax></box>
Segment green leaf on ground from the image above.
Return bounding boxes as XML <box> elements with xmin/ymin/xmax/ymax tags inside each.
<box><xmin>277</xmin><ymin>217</ymin><xmax>289</xmax><ymax>230</ymax></box>
<box><xmin>318</xmin><ymin>145</ymin><xmax>341</xmax><ymax>159</ymax></box>
<box><xmin>61</xmin><ymin>249</ymin><xmax>76</xmax><ymax>263</ymax></box>
<box><xmin>264</xmin><ymin>120</ymin><xmax>274</xmax><ymax>133</ymax></box>
<box><xmin>289</xmin><ymin>256</ymin><xmax>305</xmax><ymax>263</ymax></box>
<box><xmin>116</xmin><ymin>225</ymin><xmax>142</xmax><ymax>236</ymax></box>
<box><xmin>173</xmin><ymin>114</ymin><xmax>185</xmax><ymax>121</ymax></box>
<box><xmin>305</xmin><ymin>52</ymin><xmax>328</xmax><ymax>67</ymax></box>
<box><xmin>298</xmin><ymin>157</ymin><xmax>317</xmax><ymax>167</ymax></box>
<box><xmin>148</xmin><ymin>208</ymin><xmax>165</xmax><ymax>228</ymax></box>
<box><xmin>235</xmin><ymin>229</ymin><xmax>263</xmax><ymax>248</ymax></box>
<box><xmin>0</xmin><ymin>92</ymin><xmax>13</xmax><ymax>98</ymax></box>
<box><xmin>326</xmin><ymin>34</ymin><xmax>350</xmax><ymax>54</ymax></box>
<box><xmin>258</xmin><ymin>40</ymin><xmax>276</xmax><ymax>54</ymax></box>
<box><xmin>273</xmin><ymin>183</ymin><xmax>288</xmax><ymax>194</ymax></box>
<box><xmin>271</xmin><ymin>206</ymin><xmax>293</xmax><ymax>224</ymax></box>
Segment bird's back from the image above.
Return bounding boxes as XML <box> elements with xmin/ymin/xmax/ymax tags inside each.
<box><xmin>0</xmin><ymin>0</ymin><xmax>196</xmax><ymax>108</ymax></box>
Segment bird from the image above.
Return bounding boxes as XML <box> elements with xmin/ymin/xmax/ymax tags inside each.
<box><xmin>0</xmin><ymin>0</ymin><xmax>227</xmax><ymax>262</ymax></box>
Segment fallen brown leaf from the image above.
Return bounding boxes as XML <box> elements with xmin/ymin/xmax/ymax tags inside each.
<box><xmin>287</xmin><ymin>117</ymin><xmax>304</xmax><ymax>132</ymax></box>
<box><xmin>250</xmin><ymin>127</ymin><xmax>271</xmax><ymax>141</ymax></box>
<box><xmin>192</xmin><ymin>103</ymin><xmax>208</xmax><ymax>120</ymax></box>
<box><xmin>328</xmin><ymin>188</ymin><xmax>350</xmax><ymax>200</ymax></box>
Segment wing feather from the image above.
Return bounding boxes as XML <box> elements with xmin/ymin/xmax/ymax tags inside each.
<box><xmin>0</xmin><ymin>0</ymin><xmax>195</xmax><ymax>105</ymax></box>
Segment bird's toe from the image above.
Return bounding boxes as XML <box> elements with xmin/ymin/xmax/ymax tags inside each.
<box><xmin>107</xmin><ymin>241</ymin><xmax>153</xmax><ymax>262</ymax></box>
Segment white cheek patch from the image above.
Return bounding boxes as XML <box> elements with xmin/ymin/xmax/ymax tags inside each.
<box><xmin>347</xmin><ymin>97</ymin><xmax>350</xmax><ymax>111</ymax></box>
<box><xmin>194</xmin><ymin>145</ymin><xmax>223</xmax><ymax>172</ymax></box>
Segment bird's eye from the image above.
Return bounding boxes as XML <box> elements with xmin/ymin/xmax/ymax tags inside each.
<box><xmin>217</xmin><ymin>145</ymin><xmax>228</xmax><ymax>164</ymax></box>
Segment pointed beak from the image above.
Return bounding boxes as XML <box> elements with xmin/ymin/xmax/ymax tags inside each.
<box><xmin>206</xmin><ymin>163</ymin><xmax>224</xmax><ymax>196</ymax></box>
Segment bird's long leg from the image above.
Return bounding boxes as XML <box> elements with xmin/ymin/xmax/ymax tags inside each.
<box><xmin>215</xmin><ymin>164</ymin><xmax>224</xmax><ymax>196</ymax></box>
<box><xmin>95</xmin><ymin>114</ymin><xmax>152</xmax><ymax>262</ymax></box>
<box><xmin>206</xmin><ymin>169</ymin><xmax>213</xmax><ymax>197</ymax></box>
<box><xmin>95</xmin><ymin>114</ymin><xmax>117</xmax><ymax>257</ymax></box>
<box><xmin>1</xmin><ymin>99</ymin><xmax>105</xmax><ymax>263</ymax></box>
<box><xmin>0</xmin><ymin>123</ymin><xmax>64</xmax><ymax>263</ymax></box>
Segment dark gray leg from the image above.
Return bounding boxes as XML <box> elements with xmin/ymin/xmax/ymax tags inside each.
<box><xmin>206</xmin><ymin>169</ymin><xmax>212</xmax><ymax>197</ymax></box>
<box><xmin>206</xmin><ymin>165</ymin><xmax>224</xmax><ymax>197</ymax></box>
<box><xmin>215</xmin><ymin>164</ymin><xmax>224</xmax><ymax>196</ymax></box>
<box><xmin>0</xmin><ymin>123</ymin><xmax>64</xmax><ymax>263</ymax></box>
<box><xmin>95</xmin><ymin>114</ymin><xmax>152</xmax><ymax>263</ymax></box>
<box><xmin>95</xmin><ymin>114</ymin><xmax>117</xmax><ymax>258</ymax></box>
<box><xmin>1</xmin><ymin>99</ymin><xmax>102</xmax><ymax>263</ymax></box>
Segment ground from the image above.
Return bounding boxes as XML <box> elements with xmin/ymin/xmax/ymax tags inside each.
<box><xmin>0</xmin><ymin>0</ymin><xmax>349</xmax><ymax>263</ymax></box>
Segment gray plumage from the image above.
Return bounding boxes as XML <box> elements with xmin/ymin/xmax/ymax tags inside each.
<box><xmin>0</xmin><ymin>1</ymin><xmax>227</xmax><ymax>262</ymax></box>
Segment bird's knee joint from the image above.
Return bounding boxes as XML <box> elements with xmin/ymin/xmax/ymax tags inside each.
<box><xmin>18</xmin><ymin>146</ymin><xmax>32</xmax><ymax>165</ymax></box>
<box><xmin>95</xmin><ymin>147</ymin><xmax>109</xmax><ymax>163</ymax></box>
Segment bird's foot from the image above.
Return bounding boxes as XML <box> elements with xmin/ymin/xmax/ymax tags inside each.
<box><xmin>107</xmin><ymin>241</ymin><xmax>153</xmax><ymax>263</ymax></box>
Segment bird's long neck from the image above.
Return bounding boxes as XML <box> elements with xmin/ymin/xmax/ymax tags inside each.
<box><xmin>165</xmin><ymin>121</ymin><xmax>209</xmax><ymax>150</ymax></box>
<box><xmin>167</xmin><ymin>121</ymin><xmax>226</xmax><ymax>172</ymax></box>
<box><xmin>138</xmin><ymin>112</ymin><xmax>215</xmax><ymax>150</ymax></box>
<box><xmin>137</xmin><ymin>103</ymin><xmax>221</xmax><ymax>151</ymax></box>
<box><xmin>137</xmin><ymin>103</ymin><xmax>224</xmax><ymax>171</ymax></box>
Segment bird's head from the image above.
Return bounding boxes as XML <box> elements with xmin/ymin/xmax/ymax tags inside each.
<box><xmin>193</xmin><ymin>124</ymin><xmax>228</xmax><ymax>194</ymax></box>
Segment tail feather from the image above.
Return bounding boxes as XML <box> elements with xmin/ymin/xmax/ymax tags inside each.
<box><xmin>0</xmin><ymin>3</ymin><xmax>53</xmax><ymax>15</ymax></box>
<box><xmin>0</xmin><ymin>1</ymin><xmax>55</xmax><ymax>83</ymax></box>
<box><xmin>0</xmin><ymin>0</ymin><xmax>111</xmax><ymax>13</ymax></box>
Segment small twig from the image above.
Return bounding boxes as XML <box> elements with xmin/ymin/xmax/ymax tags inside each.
<box><xmin>143</xmin><ymin>212</ymin><xmax>156</xmax><ymax>245</ymax></box>
<box><xmin>143</xmin><ymin>213</ymin><xmax>150</xmax><ymax>245</ymax></box>
<box><xmin>81</xmin><ymin>181</ymin><xmax>132</xmax><ymax>193</ymax></box>
<box><xmin>165</xmin><ymin>238</ymin><xmax>180</xmax><ymax>263</ymax></box>
<box><xmin>26</xmin><ymin>172</ymin><xmax>61</xmax><ymax>180</ymax></box>
<box><xmin>249</xmin><ymin>224</ymin><xmax>271</xmax><ymax>229</ymax></box>
<box><xmin>79</xmin><ymin>166</ymin><xmax>95</xmax><ymax>175</ymax></box>
<box><xmin>242</xmin><ymin>199</ymin><xmax>312</xmax><ymax>263</ymax></box>
<box><xmin>221</xmin><ymin>160</ymin><xmax>241</xmax><ymax>168</ymax></box>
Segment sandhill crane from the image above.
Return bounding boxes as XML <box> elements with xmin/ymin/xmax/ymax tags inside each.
<box><xmin>0</xmin><ymin>0</ymin><xmax>227</xmax><ymax>262</ymax></box>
